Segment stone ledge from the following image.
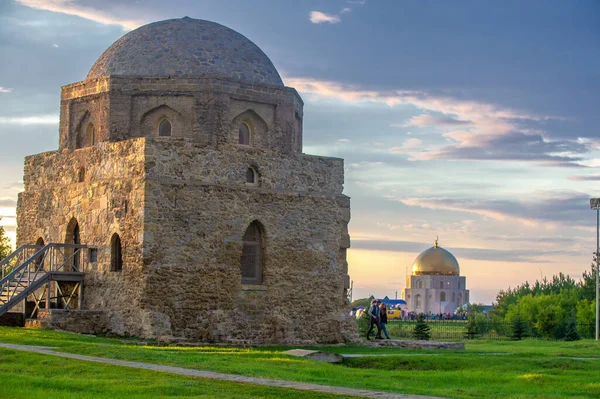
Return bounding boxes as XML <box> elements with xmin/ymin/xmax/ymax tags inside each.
<box><xmin>241</xmin><ymin>284</ymin><xmax>267</xmax><ymax>291</ymax></box>
<box><xmin>363</xmin><ymin>339</ymin><xmax>464</xmax><ymax>350</ymax></box>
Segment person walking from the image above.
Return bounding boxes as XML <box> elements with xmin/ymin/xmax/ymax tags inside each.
<box><xmin>379</xmin><ymin>302</ymin><xmax>390</xmax><ymax>339</ymax></box>
<box><xmin>366</xmin><ymin>299</ymin><xmax>382</xmax><ymax>340</ymax></box>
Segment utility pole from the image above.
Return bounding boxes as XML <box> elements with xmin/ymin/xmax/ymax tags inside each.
<box><xmin>590</xmin><ymin>198</ymin><xmax>599</xmax><ymax>342</ymax></box>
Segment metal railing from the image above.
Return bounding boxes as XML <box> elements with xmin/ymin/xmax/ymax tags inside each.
<box><xmin>359</xmin><ymin>318</ymin><xmax>597</xmax><ymax>341</ymax></box>
<box><xmin>0</xmin><ymin>243</ymin><xmax>90</xmax><ymax>316</ymax></box>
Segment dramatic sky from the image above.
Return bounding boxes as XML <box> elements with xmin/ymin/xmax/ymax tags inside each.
<box><xmin>1</xmin><ymin>0</ymin><xmax>599</xmax><ymax>304</ymax></box>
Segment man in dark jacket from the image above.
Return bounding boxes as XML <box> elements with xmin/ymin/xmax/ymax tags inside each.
<box><xmin>366</xmin><ymin>299</ymin><xmax>382</xmax><ymax>340</ymax></box>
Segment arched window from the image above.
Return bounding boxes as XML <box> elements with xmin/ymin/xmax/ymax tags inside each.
<box><xmin>238</xmin><ymin>122</ymin><xmax>251</xmax><ymax>145</ymax></box>
<box><xmin>86</xmin><ymin>123</ymin><xmax>95</xmax><ymax>146</ymax></box>
<box><xmin>457</xmin><ymin>293</ymin><xmax>462</xmax><ymax>305</ymax></box>
<box><xmin>439</xmin><ymin>281</ymin><xmax>444</xmax><ymax>289</ymax></box>
<box><xmin>78</xmin><ymin>167</ymin><xmax>85</xmax><ymax>182</ymax></box>
<box><xmin>65</xmin><ymin>218</ymin><xmax>80</xmax><ymax>271</ymax></box>
<box><xmin>415</xmin><ymin>294</ymin><xmax>421</xmax><ymax>309</ymax></box>
<box><xmin>158</xmin><ymin>118</ymin><xmax>172</xmax><ymax>137</ymax></box>
<box><xmin>34</xmin><ymin>237</ymin><xmax>45</xmax><ymax>268</ymax></box>
<box><xmin>111</xmin><ymin>233</ymin><xmax>123</xmax><ymax>272</ymax></box>
<box><xmin>440</xmin><ymin>291</ymin><xmax>446</xmax><ymax>301</ymax></box>
<box><xmin>246</xmin><ymin>167</ymin><xmax>257</xmax><ymax>184</ymax></box>
<box><xmin>417</xmin><ymin>280</ymin><xmax>423</xmax><ymax>289</ymax></box>
<box><xmin>240</xmin><ymin>221</ymin><xmax>263</xmax><ymax>284</ymax></box>
<box><xmin>452</xmin><ymin>292</ymin><xmax>456</xmax><ymax>302</ymax></box>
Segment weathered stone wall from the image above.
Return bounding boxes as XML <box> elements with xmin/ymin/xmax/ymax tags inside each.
<box><xmin>59</xmin><ymin>77</ymin><xmax>303</xmax><ymax>154</ymax></box>
<box><xmin>18</xmin><ymin>137</ymin><xmax>354</xmax><ymax>343</ymax></box>
<box><xmin>36</xmin><ymin>309</ymin><xmax>107</xmax><ymax>335</ymax></box>
<box><xmin>139</xmin><ymin>138</ymin><xmax>353</xmax><ymax>343</ymax></box>
<box><xmin>17</xmin><ymin>139</ymin><xmax>148</xmax><ymax>336</ymax></box>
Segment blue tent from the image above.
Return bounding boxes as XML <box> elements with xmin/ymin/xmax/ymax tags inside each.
<box><xmin>379</xmin><ymin>299</ymin><xmax>407</xmax><ymax>308</ymax></box>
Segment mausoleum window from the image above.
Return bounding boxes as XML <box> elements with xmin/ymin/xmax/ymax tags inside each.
<box><xmin>158</xmin><ymin>118</ymin><xmax>172</xmax><ymax>137</ymax></box>
<box><xmin>452</xmin><ymin>292</ymin><xmax>456</xmax><ymax>302</ymax></box>
<box><xmin>417</xmin><ymin>280</ymin><xmax>423</xmax><ymax>289</ymax></box>
<box><xmin>239</xmin><ymin>122</ymin><xmax>251</xmax><ymax>145</ymax></box>
<box><xmin>111</xmin><ymin>233</ymin><xmax>123</xmax><ymax>272</ymax></box>
<box><xmin>241</xmin><ymin>221</ymin><xmax>263</xmax><ymax>284</ymax></box>
<box><xmin>439</xmin><ymin>281</ymin><xmax>443</xmax><ymax>289</ymax></box>
<box><xmin>416</xmin><ymin>294</ymin><xmax>421</xmax><ymax>308</ymax></box>
<box><xmin>440</xmin><ymin>291</ymin><xmax>446</xmax><ymax>301</ymax></box>
<box><xmin>246</xmin><ymin>167</ymin><xmax>258</xmax><ymax>185</ymax></box>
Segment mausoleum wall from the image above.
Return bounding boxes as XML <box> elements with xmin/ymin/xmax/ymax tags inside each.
<box><xmin>17</xmin><ymin>139</ymin><xmax>149</xmax><ymax>336</ymax></box>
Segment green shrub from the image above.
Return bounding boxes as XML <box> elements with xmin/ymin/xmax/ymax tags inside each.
<box><xmin>563</xmin><ymin>316</ymin><xmax>580</xmax><ymax>341</ymax></box>
<box><xmin>510</xmin><ymin>313</ymin><xmax>528</xmax><ymax>340</ymax></box>
<box><xmin>413</xmin><ymin>314</ymin><xmax>431</xmax><ymax>340</ymax></box>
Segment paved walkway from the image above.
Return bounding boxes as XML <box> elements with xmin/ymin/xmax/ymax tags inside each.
<box><xmin>0</xmin><ymin>343</ymin><xmax>446</xmax><ymax>399</ymax></box>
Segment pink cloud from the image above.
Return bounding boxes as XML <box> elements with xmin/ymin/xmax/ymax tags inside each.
<box><xmin>15</xmin><ymin>0</ymin><xmax>145</xmax><ymax>30</ymax></box>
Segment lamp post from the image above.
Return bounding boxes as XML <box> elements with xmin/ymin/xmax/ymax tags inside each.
<box><xmin>590</xmin><ymin>198</ymin><xmax>600</xmax><ymax>342</ymax></box>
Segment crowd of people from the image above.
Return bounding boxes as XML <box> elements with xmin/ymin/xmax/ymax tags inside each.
<box><xmin>403</xmin><ymin>311</ymin><xmax>469</xmax><ymax>321</ymax></box>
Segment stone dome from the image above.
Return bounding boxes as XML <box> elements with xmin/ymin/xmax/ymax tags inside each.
<box><xmin>412</xmin><ymin>241</ymin><xmax>460</xmax><ymax>276</ymax></box>
<box><xmin>87</xmin><ymin>17</ymin><xmax>284</xmax><ymax>86</ymax></box>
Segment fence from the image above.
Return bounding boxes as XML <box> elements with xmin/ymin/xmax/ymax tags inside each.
<box><xmin>359</xmin><ymin>318</ymin><xmax>596</xmax><ymax>341</ymax></box>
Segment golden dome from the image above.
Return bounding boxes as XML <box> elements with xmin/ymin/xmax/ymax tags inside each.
<box><xmin>412</xmin><ymin>239</ymin><xmax>460</xmax><ymax>276</ymax></box>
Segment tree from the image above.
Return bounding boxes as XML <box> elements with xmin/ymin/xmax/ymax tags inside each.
<box><xmin>563</xmin><ymin>316</ymin><xmax>580</xmax><ymax>341</ymax></box>
<box><xmin>413</xmin><ymin>314</ymin><xmax>431</xmax><ymax>340</ymax></box>
<box><xmin>0</xmin><ymin>219</ymin><xmax>12</xmax><ymax>261</ymax></box>
<box><xmin>510</xmin><ymin>313</ymin><xmax>528</xmax><ymax>340</ymax></box>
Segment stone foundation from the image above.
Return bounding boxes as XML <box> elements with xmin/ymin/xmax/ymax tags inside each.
<box><xmin>34</xmin><ymin>309</ymin><xmax>107</xmax><ymax>335</ymax></box>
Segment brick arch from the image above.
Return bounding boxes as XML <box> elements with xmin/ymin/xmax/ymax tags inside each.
<box><xmin>140</xmin><ymin>105</ymin><xmax>184</xmax><ymax>138</ymax></box>
<box><xmin>231</xmin><ymin>109</ymin><xmax>269</xmax><ymax>147</ymax></box>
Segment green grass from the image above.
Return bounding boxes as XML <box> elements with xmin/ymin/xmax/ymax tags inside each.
<box><xmin>0</xmin><ymin>327</ymin><xmax>599</xmax><ymax>398</ymax></box>
<box><xmin>0</xmin><ymin>349</ymin><xmax>356</xmax><ymax>399</ymax></box>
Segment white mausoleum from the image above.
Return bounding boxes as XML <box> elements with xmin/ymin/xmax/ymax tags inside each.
<box><xmin>402</xmin><ymin>239</ymin><xmax>469</xmax><ymax>314</ymax></box>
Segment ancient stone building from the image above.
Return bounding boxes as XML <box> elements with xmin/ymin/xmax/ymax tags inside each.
<box><xmin>402</xmin><ymin>239</ymin><xmax>469</xmax><ymax>314</ymax></box>
<box><xmin>16</xmin><ymin>17</ymin><xmax>353</xmax><ymax>343</ymax></box>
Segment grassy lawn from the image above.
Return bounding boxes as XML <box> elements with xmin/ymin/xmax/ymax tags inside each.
<box><xmin>0</xmin><ymin>327</ymin><xmax>599</xmax><ymax>398</ymax></box>
<box><xmin>0</xmin><ymin>349</ymin><xmax>356</xmax><ymax>399</ymax></box>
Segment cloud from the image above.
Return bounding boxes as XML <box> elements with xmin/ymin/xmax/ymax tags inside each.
<box><xmin>422</xmin><ymin>132</ymin><xmax>591</xmax><ymax>164</ymax></box>
<box><xmin>402</xmin><ymin>114</ymin><xmax>472</xmax><ymax>127</ymax></box>
<box><xmin>285</xmin><ymin>77</ymin><xmax>589</xmax><ymax>167</ymax></box>
<box><xmin>351</xmin><ymin>239</ymin><xmax>574</xmax><ymax>263</ymax></box>
<box><xmin>309</xmin><ymin>11</ymin><xmax>341</xmax><ymax>24</ymax></box>
<box><xmin>337</xmin><ymin>138</ymin><xmax>351</xmax><ymax>143</ymax></box>
<box><xmin>0</xmin><ymin>114</ymin><xmax>59</xmax><ymax>125</ymax></box>
<box><xmin>0</xmin><ymin>87</ymin><xmax>13</xmax><ymax>93</ymax></box>
<box><xmin>52</xmin><ymin>43</ymin><xmax>59</xmax><ymax>48</ymax></box>
<box><xmin>568</xmin><ymin>174</ymin><xmax>600</xmax><ymax>181</ymax></box>
<box><xmin>0</xmin><ymin>198</ymin><xmax>17</xmax><ymax>207</ymax></box>
<box><xmin>14</xmin><ymin>0</ymin><xmax>145</xmax><ymax>30</ymax></box>
<box><xmin>389</xmin><ymin>138</ymin><xmax>423</xmax><ymax>153</ymax></box>
<box><xmin>341</xmin><ymin>8</ymin><xmax>352</xmax><ymax>14</ymax></box>
<box><xmin>395</xmin><ymin>191</ymin><xmax>592</xmax><ymax>228</ymax></box>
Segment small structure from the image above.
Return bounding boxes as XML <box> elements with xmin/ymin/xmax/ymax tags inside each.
<box><xmin>402</xmin><ymin>239</ymin><xmax>469</xmax><ymax>314</ymax></box>
<box><xmin>4</xmin><ymin>17</ymin><xmax>354</xmax><ymax>344</ymax></box>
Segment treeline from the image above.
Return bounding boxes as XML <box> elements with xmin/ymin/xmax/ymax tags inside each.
<box><xmin>489</xmin><ymin>260</ymin><xmax>597</xmax><ymax>340</ymax></box>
